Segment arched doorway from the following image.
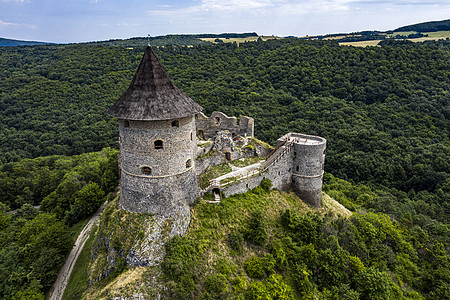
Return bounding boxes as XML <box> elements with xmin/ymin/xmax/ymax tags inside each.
<box><xmin>212</xmin><ymin>188</ymin><xmax>221</xmax><ymax>201</ymax></box>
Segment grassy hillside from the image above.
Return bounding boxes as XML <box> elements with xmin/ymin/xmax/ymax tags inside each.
<box><xmin>72</xmin><ymin>175</ymin><xmax>448</xmax><ymax>299</ymax></box>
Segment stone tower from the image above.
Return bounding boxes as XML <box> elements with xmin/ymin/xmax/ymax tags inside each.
<box><xmin>108</xmin><ymin>46</ymin><xmax>203</xmax><ymax>216</ymax></box>
<box><xmin>290</xmin><ymin>133</ymin><xmax>326</xmax><ymax>207</ymax></box>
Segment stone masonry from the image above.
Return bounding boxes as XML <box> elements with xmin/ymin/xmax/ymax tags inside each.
<box><xmin>207</xmin><ymin>131</ymin><xmax>326</xmax><ymax>207</ymax></box>
<box><xmin>196</xmin><ymin>111</ymin><xmax>254</xmax><ymax>140</ymax></box>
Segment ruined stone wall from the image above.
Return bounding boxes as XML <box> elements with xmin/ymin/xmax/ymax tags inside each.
<box><xmin>220</xmin><ymin>146</ymin><xmax>293</xmax><ymax>197</ymax></box>
<box><xmin>196</xmin><ymin>111</ymin><xmax>254</xmax><ymax>140</ymax></box>
<box><xmin>220</xmin><ymin>132</ymin><xmax>326</xmax><ymax>208</ymax></box>
<box><xmin>118</xmin><ymin>115</ymin><xmax>199</xmax><ymax>215</ymax></box>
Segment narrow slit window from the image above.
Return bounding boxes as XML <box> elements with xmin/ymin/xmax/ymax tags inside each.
<box><xmin>225</xmin><ymin>152</ymin><xmax>231</xmax><ymax>161</ymax></box>
<box><xmin>186</xmin><ymin>159</ymin><xmax>192</xmax><ymax>168</ymax></box>
<box><xmin>215</xmin><ymin>117</ymin><xmax>220</xmax><ymax>124</ymax></box>
<box><xmin>296</xmin><ymin>166</ymin><xmax>299</xmax><ymax>172</ymax></box>
<box><xmin>154</xmin><ymin>140</ymin><xmax>163</xmax><ymax>150</ymax></box>
<box><xmin>171</xmin><ymin>120</ymin><xmax>179</xmax><ymax>127</ymax></box>
<box><xmin>141</xmin><ymin>166</ymin><xmax>152</xmax><ymax>175</ymax></box>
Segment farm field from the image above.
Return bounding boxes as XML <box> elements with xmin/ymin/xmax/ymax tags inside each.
<box><xmin>340</xmin><ymin>30</ymin><xmax>450</xmax><ymax>47</ymax></box>
<box><xmin>201</xmin><ymin>35</ymin><xmax>280</xmax><ymax>44</ymax></box>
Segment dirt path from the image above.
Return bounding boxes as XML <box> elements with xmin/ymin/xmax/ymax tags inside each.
<box><xmin>48</xmin><ymin>201</ymin><xmax>108</xmax><ymax>300</ymax></box>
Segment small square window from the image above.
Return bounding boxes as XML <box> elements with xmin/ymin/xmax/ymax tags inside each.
<box><xmin>154</xmin><ymin>140</ymin><xmax>163</xmax><ymax>149</ymax></box>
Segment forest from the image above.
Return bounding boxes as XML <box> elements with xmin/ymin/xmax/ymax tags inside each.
<box><xmin>0</xmin><ymin>37</ymin><xmax>448</xmax><ymax>298</ymax></box>
<box><xmin>394</xmin><ymin>19</ymin><xmax>450</xmax><ymax>33</ymax></box>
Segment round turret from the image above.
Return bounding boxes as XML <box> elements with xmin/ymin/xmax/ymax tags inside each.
<box><xmin>109</xmin><ymin>46</ymin><xmax>203</xmax><ymax>215</ymax></box>
<box><xmin>291</xmin><ymin>133</ymin><xmax>326</xmax><ymax>208</ymax></box>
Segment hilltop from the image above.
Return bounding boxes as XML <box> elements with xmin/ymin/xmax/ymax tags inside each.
<box><xmin>301</xmin><ymin>19</ymin><xmax>450</xmax><ymax>46</ymax></box>
<box><xmin>64</xmin><ymin>172</ymin><xmax>448</xmax><ymax>299</ymax></box>
<box><xmin>394</xmin><ymin>19</ymin><xmax>450</xmax><ymax>32</ymax></box>
<box><xmin>0</xmin><ymin>37</ymin><xmax>50</xmax><ymax>47</ymax></box>
<box><xmin>0</xmin><ymin>25</ymin><xmax>448</xmax><ymax>299</ymax></box>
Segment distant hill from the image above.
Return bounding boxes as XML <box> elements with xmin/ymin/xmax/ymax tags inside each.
<box><xmin>0</xmin><ymin>37</ymin><xmax>50</xmax><ymax>47</ymax></box>
<box><xmin>394</xmin><ymin>19</ymin><xmax>450</xmax><ymax>32</ymax></box>
<box><xmin>91</xmin><ymin>33</ymin><xmax>259</xmax><ymax>47</ymax></box>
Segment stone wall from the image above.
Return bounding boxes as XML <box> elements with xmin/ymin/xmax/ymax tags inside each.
<box><xmin>118</xmin><ymin>115</ymin><xmax>199</xmax><ymax>216</ymax></box>
<box><xmin>213</xmin><ymin>132</ymin><xmax>326</xmax><ymax>208</ymax></box>
<box><xmin>219</xmin><ymin>145</ymin><xmax>293</xmax><ymax>197</ymax></box>
<box><xmin>196</xmin><ymin>111</ymin><xmax>254</xmax><ymax>140</ymax></box>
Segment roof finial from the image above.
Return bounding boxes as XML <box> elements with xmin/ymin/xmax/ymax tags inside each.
<box><xmin>147</xmin><ymin>34</ymin><xmax>151</xmax><ymax>46</ymax></box>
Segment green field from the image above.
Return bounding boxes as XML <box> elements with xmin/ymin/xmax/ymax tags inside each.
<box><xmin>340</xmin><ymin>30</ymin><xmax>450</xmax><ymax>47</ymax></box>
<box><xmin>201</xmin><ymin>35</ymin><xmax>280</xmax><ymax>45</ymax></box>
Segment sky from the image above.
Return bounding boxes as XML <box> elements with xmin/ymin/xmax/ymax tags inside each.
<box><xmin>0</xmin><ymin>0</ymin><xmax>449</xmax><ymax>43</ymax></box>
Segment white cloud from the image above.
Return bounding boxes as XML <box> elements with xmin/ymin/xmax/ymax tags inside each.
<box><xmin>0</xmin><ymin>18</ymin><xmax>36</xmax><ymax>29</ymax></box>
<box><xmin>118</xmin><ymin>22</ymin><xmax>141</xmax><ymax>27</ymax></box>
<box><xmin>0</xmin><ymin>19</ymin><xmax>17</xmax><ymax>27</ymax></box>
<box><xmin>148</xmin><ymin>0</ymin><xmax>358</xmax><ymax>16</ymax></box>
<box><xmin>2</xmin><ymin>0</ymin><xmax>30</xmax><ymax>3</ymax></box>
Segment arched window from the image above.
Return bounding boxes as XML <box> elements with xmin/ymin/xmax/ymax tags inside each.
<box><xmin>154</xmin><ymin>140</ymin><xmax>163</xmax><ymax>150</ymax></box>
<box><xmin>124</xmin><ymin>120</ymin><xmax>130</xmax><ymax>128</ymax></box>
<box><xmin>215</xmin><ymin>117</ymin><xmax>220</xmax><ymax>124</ymax></box>
<box><xmin>171</xmin><ymin>120</ymin><xmax>179</xmax><ymax>127</ymax></box>
<box><xmin>141</xmin><ymin>166</ymin><xmax>152</xmax><ymax>175</ymax></box>
<box><xmin>186</xmin><ymin>159</ymin><xmax>192</xmax><ymax>168</ymax></box>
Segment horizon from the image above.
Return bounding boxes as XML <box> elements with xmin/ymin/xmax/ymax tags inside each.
<box><xmin>1</xmin><ymin>1</ymin><xmax>450</xmax><ymax>44</ymax></box>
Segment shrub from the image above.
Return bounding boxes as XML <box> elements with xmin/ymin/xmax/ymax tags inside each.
<box><xmin>162</xmin><ymin>236</ymin><xmax>200</xmax><ymax>298</ymax></box>
<box><xmin>227</xmin><ymin>231</ymin><xmax>244</xmax><ymax>254</ymax></box>
<box><xmin>64</xmin><ymin>182</ymin><xmax>105</xmax><ymax>226</ymax></box>
<box><xmin>162</xmin><ymin>235</ymin><xmax>199</xmax><ymax>281</ymax></box>
<box><xmin>204</xmin><ymin>273</ymin><xmax>229</xmax><ymax>298</ymax></box>
<box><xmin>260</xmin><ymin>178</ymin><xmax>273</xmax><ymax>192</ymax></box>
<box><xmin>353</xmin><ymin>267</ymin><xmax>392</xmax><ymax>300</ymax></box>
<box><xmin>245</xmin><ymin>211</ymin><xmax>268</xmax><ymax>246</ymax></box>
<box><xmin>291</xmin><ymin>264</ymin><xmax>314</xmax><ymax>297</ymax></box>
<box><xmin>244</xmin><ymin>257</ymin><xmax>266</xmax><ymax>279</ymax></box>
<box><xmin>265</xmin><ymin>274</ymin><xmax>295</xmax><ymax>299</ymax></box>
<box><xmin>245</xmin><ymin>281</ymin><xmax>270</xmax><ymax>300</ymax></box>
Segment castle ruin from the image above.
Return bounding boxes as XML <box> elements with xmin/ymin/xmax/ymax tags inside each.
<box><xmin>108</xmin><ymin>46</ymin><xmax>326</xmax><ymax>216</ymax></box>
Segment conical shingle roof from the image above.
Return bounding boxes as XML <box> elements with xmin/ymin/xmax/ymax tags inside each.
<box><xmin>108</xmin><ymin>46</ymin><xmax>203</xmax><ymax>121</ymax></box>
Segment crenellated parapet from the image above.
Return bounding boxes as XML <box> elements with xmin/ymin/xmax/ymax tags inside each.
<box><xmin>196</xmin><ymin>111</ymin><xmax>254</xmax><ymax>140</ymax></box>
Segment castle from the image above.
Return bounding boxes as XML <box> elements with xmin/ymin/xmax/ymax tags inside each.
<box><xmin>108</xmin><ymin>46</ymin><xmax>326</xmax><ymax>217</ymax></box>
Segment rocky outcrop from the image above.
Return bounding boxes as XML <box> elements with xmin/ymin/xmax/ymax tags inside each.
<box><xmin>126</xmin><ymin>206</ymin><xmax>190</xmax><ymax>267</ymax></box>
<box><xmin>88</xmin><ymin>197</ymin><xmax>190</xmax><ymax>286</ymax></box>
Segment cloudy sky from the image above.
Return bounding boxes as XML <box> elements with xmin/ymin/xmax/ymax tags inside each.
<box><xmin>0</xmin><ymin>0</ymin><xmax>448</xmax><ymax>43</ymax></box>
